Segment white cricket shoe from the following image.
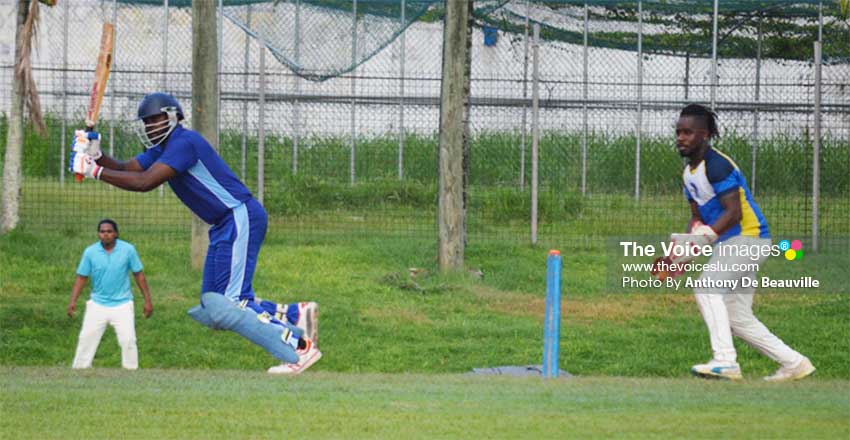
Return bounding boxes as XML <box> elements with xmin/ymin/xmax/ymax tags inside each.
<box><xmin>691</xmin><ymin>360</ymin><xmax>743</xmax><ymax>380</ymax></box>
<box><xmin>295</xmin><ymin>302</ymin><xmax>319</xmax><ymax>346</ymax></box>
<box><xmin>267</xmin><ymin>339</ymin><xmax>322</xmax><ymax>375</ymax></box>
<box><xmin>763</xmin><ymin>357</ymin><xmax>816</xmax><ymax>382</ymax></box>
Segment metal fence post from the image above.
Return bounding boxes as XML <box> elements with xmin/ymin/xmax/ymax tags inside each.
<box><xmin>293</xmin><ymin>0</ymin><xmax>301</xmax><ymax>175</ymax></box>
<box><xmin>217</xmin><ymin>0</ymin><xmax>223</xmax><ymax>152</ymax></box>
<box><xmin>812</xmin><ymin>46</ymin><xmax>822</xmax><ymax>253</ymax></box>
<box><xmin>531</xmin><ymin>24</ymin><xmax>540</xmax><ymax>246</ymax></box>
<box><xmin>520</xmin><ymin>0</ymin><xmax>530</xmax><ymax>190</ymax></box>
<box><xmin>710</xmin><ymin>0</ymin><xmax>719</xmax><ymax>110</ymax></box>
<box><xmin>350</xmin><ymin>0</ymin><xmax>358</xmax><ymax>186</ymax></box>
<box><xmin>109</xmin><ymin>0</ymin><xmax>117</xmax><ymax>158</ymax></box>
<box><xmin>60</xmin><ymin>0</ymin><xmax>69</xmax><ymax>186</ymax></box>
<box><xmin>581</xmin><ymin>3</ymin><xmax>588</xmax><ymax>196</ymax></box>
<box><xmin>162</xmin><ymin>0</ymin><xmax>169</xmax><ymax>91</ymax></box>
<box><xmin>634</xmin><ymin>0</ymin><xmax>643</xmax><ymax>200</ymax></box>
<box><xmin>258</xmin><ymin>38</ymin><xmax>266</xmax><ymax>204</ymax></box>
<box><xmin>398</xmin><ymin>0</ymin><xmax>406</xmax><ymax>180</ymax></box>
<box><xmin>160</xmin><ymin>0</ymin><xmax>169</xmax><ymax>198</ymax></box>
<box><xmin>684</xmin><ymin>52</ymin><xmax>689</xmax><ymax>101</ymax></box>
<box><xmin>752</xmin><ymin>18</ymin><xmax>762</xmax><ymax>195</ymax></box>
<box><xmin>812</xmin><ymin>2</ymin><xmax>824</xmax><ymax>252</ymax></box>
<box><xmin>241</xmin><ymin>4</ymin><xmax>250</xmax><ymax>181</ymax></box>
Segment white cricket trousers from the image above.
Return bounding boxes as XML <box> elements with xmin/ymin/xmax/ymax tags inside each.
<box><xmin>694</xmin><ymin>235</ymin><xmax>804</xmax><ymax>367</ymax></box>
<box><xmin>72</xmin><ymin>300</ymin><xmax>138</xmax><ymax>370</ymax></box>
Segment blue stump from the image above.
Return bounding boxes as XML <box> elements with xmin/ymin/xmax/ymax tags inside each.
<box><xmin>543</xmin><ymin>250</ymin><xmax>562</xmax><ymax>378</ymax></box>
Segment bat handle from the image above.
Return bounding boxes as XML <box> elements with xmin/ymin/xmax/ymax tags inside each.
<box><xmin>75</xmin><ymin>124</ymin><xmax>95</xmax><ymax>182</ymax></box>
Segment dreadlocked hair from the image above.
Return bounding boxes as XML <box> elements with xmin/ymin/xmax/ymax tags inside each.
<box><xmin>680</xmin><ymin>104</ymin><xmax>719</xmax><ymax>139</ymax></box>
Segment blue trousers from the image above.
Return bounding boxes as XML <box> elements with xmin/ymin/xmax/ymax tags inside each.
<box><xmin>202</xmin><ymin>198</ymin><xmax>266</xmax><ymax>302</ymax></box>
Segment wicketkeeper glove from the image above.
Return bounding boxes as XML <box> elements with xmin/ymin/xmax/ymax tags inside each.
<box><xmin>73</xmin><ymin>130</ymin><xmax>102</xmax><ymax>160</ymax></box>
<box><xmin>69</xmin><ymin>151</ymin><xmax>103</xmax><ymax>180</ymax></box>
<box><xmin>650</xmin><ymin>222</ymin><xmax>718</xmax><ymax>280</ymax></box>
<box><xmin>690</xmin><ymin>222</ymin><xmax>718</xmax><ymax>246</ymax></box>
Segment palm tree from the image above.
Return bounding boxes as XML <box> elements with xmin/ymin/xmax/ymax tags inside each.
<box><xmin>2</xmin><ymin>0</ymin><xmax>48</xmax><ymax>233</ymax></box>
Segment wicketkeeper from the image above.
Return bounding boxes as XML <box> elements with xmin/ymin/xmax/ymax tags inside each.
<box><xmin>652</xmin><ymin>104</ymin><xmax>814</xmax><ymax>382</ymax></box>
<box><xmin>70</xmin><ymin>92</ymin><xmax>320</xmax><ymax>374</ymax></box>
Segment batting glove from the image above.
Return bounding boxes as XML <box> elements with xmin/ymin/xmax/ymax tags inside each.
<box><xmin>73</xmin><ymin>130</ymin><xmax>102</xmax><ymax>160</ymax></box>
<box><xmin>69</xmin><ymin>151</ymin><xmax>103</xmax><ymax>180</ymax></box>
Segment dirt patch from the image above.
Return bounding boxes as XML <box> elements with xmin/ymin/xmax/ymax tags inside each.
<box><xmin>473</xmin><ymin>285</ymin><xmax>696</xmax><ymax>323</ymax></box>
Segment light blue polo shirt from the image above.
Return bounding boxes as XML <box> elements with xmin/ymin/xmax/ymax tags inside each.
<box><xmin>76</xmin><ymin>239</ymin><xmax>143</xmax><ymax>307</ymax></box>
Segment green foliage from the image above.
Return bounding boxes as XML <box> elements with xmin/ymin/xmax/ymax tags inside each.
<box><xmin>264</xmin><ymin>175</ymin><xmax>438</xmax><ymax>216</ymax></box>
<box><xmin>0</xmin><ymin>113</ymin><xmax>59</xmax><ymax>177</ymax></box>
<box><xmin>484</xmin><ymin>1</ymin><xmax>849</xmax><ymax>61</ymax></box>
<box><xmin>471</xmin><ymin>186</ymin><xmax>585</xmax><ymax>223</ymax></box>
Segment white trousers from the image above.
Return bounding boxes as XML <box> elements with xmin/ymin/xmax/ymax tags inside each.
<box><xmin>72</xmin><ymin>300</ymin><xmax>138</xmax><ymax>370</ymax></box>
<box><xmin>694</xmin><ymin>236</ymin><xmax>803</xmax><ymax>367</ymax></box>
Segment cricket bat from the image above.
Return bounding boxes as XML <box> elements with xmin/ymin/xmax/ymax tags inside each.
<box><xmin>76</xmin><ymin>23</ymin><xmax>114</xmax><ymax>182</ymax></box>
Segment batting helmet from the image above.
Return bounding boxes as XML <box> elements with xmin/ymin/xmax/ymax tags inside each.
<box><xmin>137</xmin><ymin>92</ymin><xmax>184</xmax><ymax>121</ymax></box>
<box><xmin>135</xmin><ymin>92</ymin><xmax>184</xmax><ymax>149</ymax></box>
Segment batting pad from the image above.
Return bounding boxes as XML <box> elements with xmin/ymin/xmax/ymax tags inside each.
<box><xmin>188</xmin><ymin>292</ymin><xmax>299</xmax><ymax>363</ymax></box>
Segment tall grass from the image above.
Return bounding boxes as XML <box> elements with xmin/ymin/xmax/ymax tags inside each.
<box><xmin>4</xmin><ymin>115</ymin><xmax>848</xmax><ymax>242</ymax></box>
<box><xmin>3</xmin><ymin>114</ymin><xmax>847</xmax><ymax>198</ymax></box>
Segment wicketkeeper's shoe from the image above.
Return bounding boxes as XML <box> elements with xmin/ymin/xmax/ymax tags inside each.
<box><xmin>691</xmin><ymin>360</ymin><xmax>743</xmax><ymax>380</ymax></box>
<box><xmin>295</xmin><ymin>302</ymin><xmax>318</xmax><ymax>346</ymax></box>
<box><xmin>763</xmin><ymin>357</ymin><xmax>815</xmax><ymax>382</ymax></box>
<box><xmin>267</xmin><ymin>339</ymin><xmax>322</xmax><ymax>375</ymax></box>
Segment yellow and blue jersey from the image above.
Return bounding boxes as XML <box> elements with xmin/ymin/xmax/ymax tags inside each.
<box><xmin>682</xmin><ymin>148</ymin><xmax>769</xmax><ymax>241</ymax></box>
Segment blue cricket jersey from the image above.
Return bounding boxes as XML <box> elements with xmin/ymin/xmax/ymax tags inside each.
<box><xmin>76</xmin><ymin>239</ymin><xmax>144</xmax><ymax>307</ymax></box>
<box><xmin>682</xmin><ymin>147</ymin><xmax>770</xmax><ymax>242</ymax></box>
<box><xmin>135</xmin><ymin>125</ymin><xmax>253</xmax><ymax>225</ymax></box>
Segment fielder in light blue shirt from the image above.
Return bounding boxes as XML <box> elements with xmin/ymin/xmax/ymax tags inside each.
<box><xmin>77</xmin><ymin>239</ymin><xmax>143</xmax><ymax>306</ymax></box>
<box><xmin>68</xmin><ymin>219</ymin><xmax>153</xmax><ymax>369</ymax></box>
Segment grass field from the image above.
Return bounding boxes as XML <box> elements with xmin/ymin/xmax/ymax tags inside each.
<box><xmin>2</xmin><ymin>227</ymin><xmax>848</xmax><ymax>375</ymax></box>
<box><xmin>2</xmin><ymin>223</ymin><xmax>848</xmax><ymax>438</ymax></box>
<box><xmin>2</xmin><ymin>367</ymin><xmax>848</xmax><ymax>439</ymax></box>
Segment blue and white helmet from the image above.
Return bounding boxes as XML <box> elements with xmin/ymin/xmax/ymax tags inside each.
<box><xmin>135</xmin><ymin>92</ymin><xmax>184</xmax><ymax>149</ymax></box>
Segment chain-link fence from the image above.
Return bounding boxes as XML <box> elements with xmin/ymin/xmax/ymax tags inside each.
<box><xmin>1</xmin><ymin>0</ymin><xmax>848</xmax><ymax>252</ymax></box>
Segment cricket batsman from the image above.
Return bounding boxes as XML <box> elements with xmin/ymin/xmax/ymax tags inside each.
<box><xmin>70</xmin><ymin>92</ymin><xmax>320</xmax><ymax>374</ymax></box>
<box><xmin>652</xmin><ymin>104</ymin><xmax>815</xmax><ymax>382</ymax></box>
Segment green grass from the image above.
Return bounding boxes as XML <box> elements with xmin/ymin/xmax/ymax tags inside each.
<box><xmin>2</xmin><ymin>367</ymin><xmax>847</xmax><ymax>439</ymax></box>
<box><xmin>1</xmin><ymin>228</ymin><xmax>848</xmax><ymax>377</ymax></box>
<box><xmin>2</xmin><ymin>200</ymin><xmax>848</xmax><ymax>438</ymax></box>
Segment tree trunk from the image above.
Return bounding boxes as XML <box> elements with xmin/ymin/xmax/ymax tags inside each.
<box><xmin>1</xmin><ymin>0</ymin><xmax>29</xmax><ymax>233</ymax></box>
<box><xmin>437</xmin><ymin>0</ymin><xmax>471</xmax><ymax>272</ymax></box>
<box><xmin>190</xmin><ymin>0</ymin><xmax>219</xmax><ymax>268</ymax></box>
